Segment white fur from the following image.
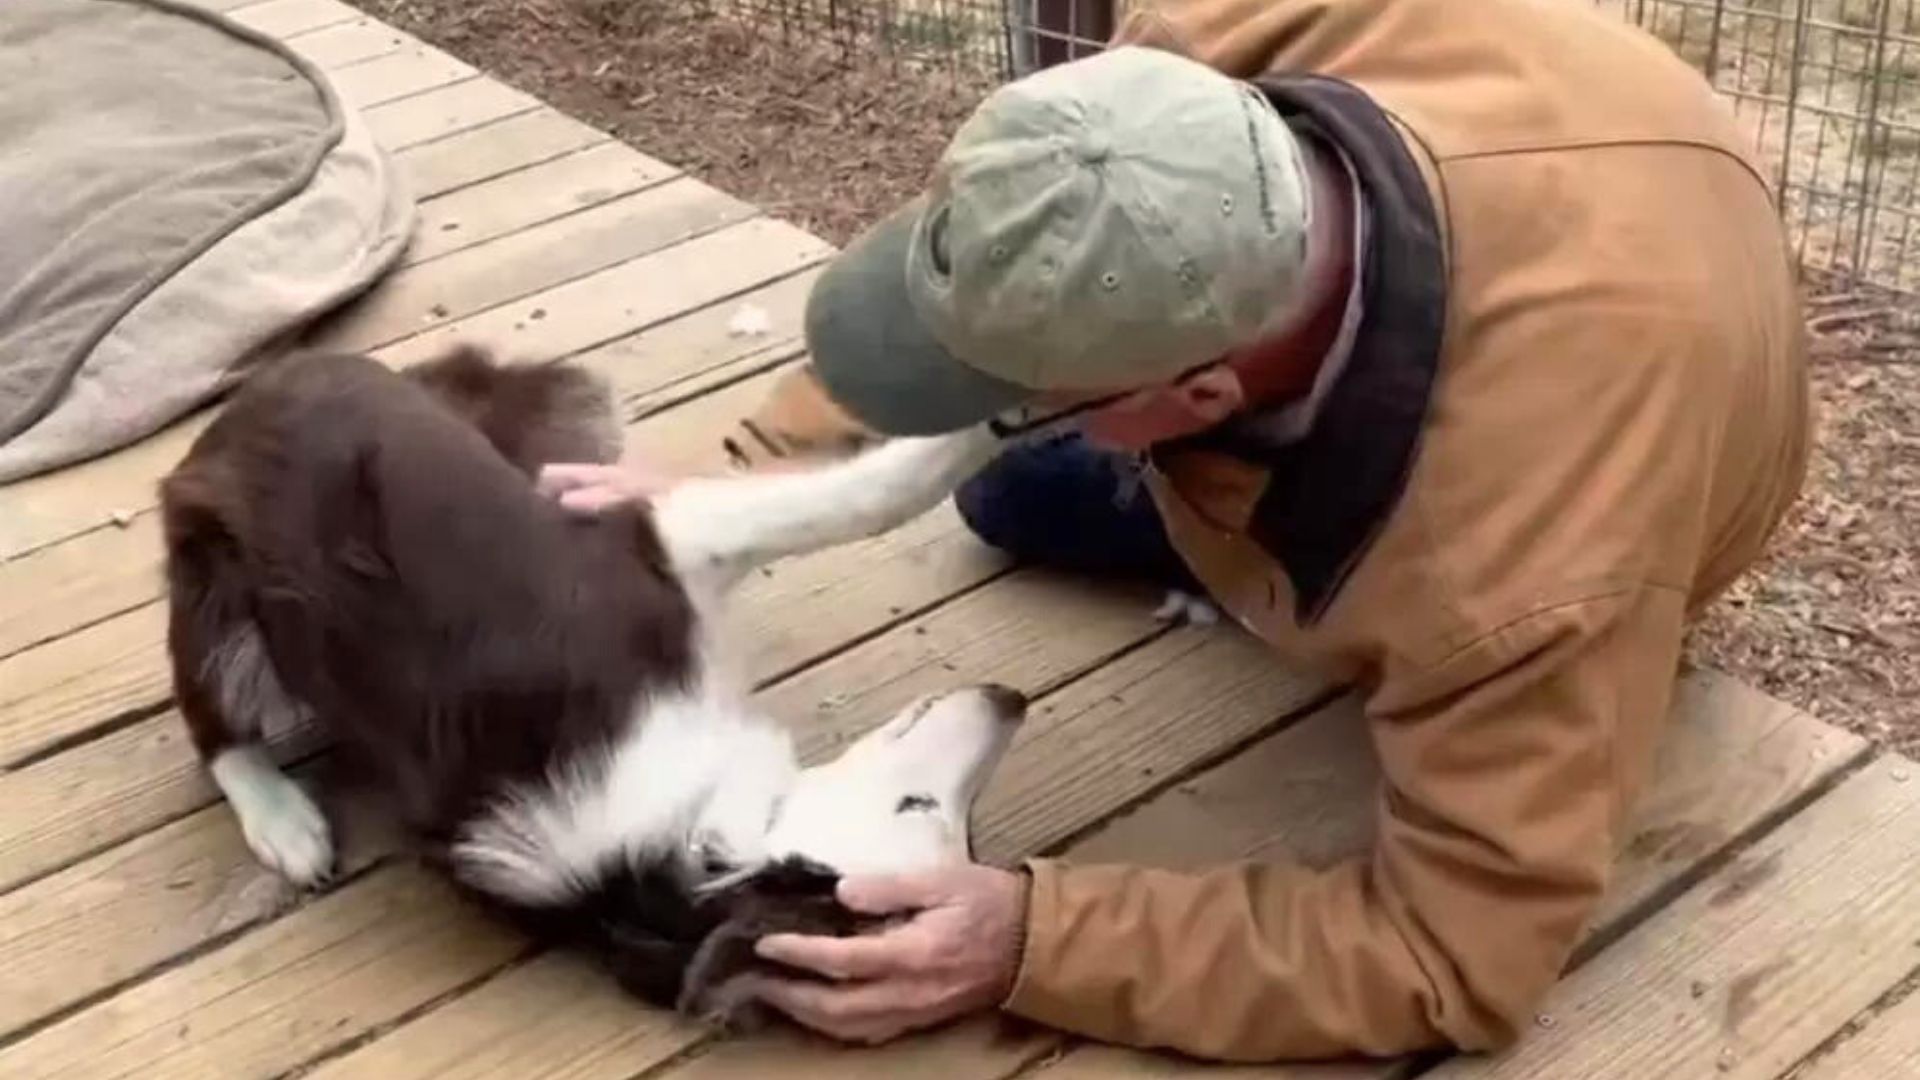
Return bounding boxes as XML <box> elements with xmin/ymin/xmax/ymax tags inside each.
<box><xmin>202</xmin><ymin>622</ymin><xmax>310</xmax><ymax>740</ymax></box>
<box><xmin>651</xmin><ymin>426</ymin><xmax>1003</xmax><ymax>597</ymax></box>
<box><xmin>211</xmin><ymin>745</ymin><xmax>335</xmax><ymax>887</ymax></box>
<box><xmin>451</xmin><ymin>424</ymin><xmax>1019</xmax><ymax>903</ymax></box>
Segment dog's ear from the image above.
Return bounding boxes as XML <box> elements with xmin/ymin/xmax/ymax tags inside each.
<box><xmin>675</xmin><ymin>855</ymin><xmax>874</xmax><ymax>1031</ymax></box>
<box><xmin>406</xmin><ymin>344</ymin><xmax>623</xmax><ymax>476</ymax></box>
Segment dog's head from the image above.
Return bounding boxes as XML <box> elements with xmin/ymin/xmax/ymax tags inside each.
<box><xmin>678</xmin><ymin>681</ymin><xmax>1028</xmax><ymax>1027</ymax></box>
<box><xmin>547</xmin><ymin>682</ymin><xmax>1028</xmax><ymax>1028</ymax></box>
<box><xmin>760</xmin><ymin>682</ymin><xmax>1028</xmax><ymax>876</ymax></box>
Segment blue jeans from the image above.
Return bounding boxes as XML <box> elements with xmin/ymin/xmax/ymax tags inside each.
<box><xmin>953</xmin><ymin>432</ymin><xmax>1206</xmax><ymax>595</ymax></box>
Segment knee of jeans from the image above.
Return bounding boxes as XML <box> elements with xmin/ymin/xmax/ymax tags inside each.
<box><xmin>953</xmin><ymin>467</ymin><xmax>1021</xmax><ymax>552</ymax></box>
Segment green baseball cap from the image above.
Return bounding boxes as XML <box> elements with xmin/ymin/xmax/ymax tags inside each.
<box><xmin>803</xmin><ymin>45</ymin><xmax>1314</xmax><ymax>436</ymax></box>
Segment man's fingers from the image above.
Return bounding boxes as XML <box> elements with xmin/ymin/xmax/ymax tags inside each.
<box><xmin>534</xmin><ymin>462</ymin><xmax>616</xmax><ymax>495</ymax></box>
<box><xmin>837</xmin><ymin>871</ymin><xmax>953</xmax><ymax>916</ymax></box>
<box><xmin>755</xmin><ymin>929</ymin><xmax>907</xmax><ymax>980</ymax></box>
<box><xmin>743</xmin><ymin>975</ymin><xmax>930</xmax><ymax>1044</ymax></box>
<box><xmin>556</xmin><ymin>486</ymin><xmax>635</xmax><ymax>516</ymax></box>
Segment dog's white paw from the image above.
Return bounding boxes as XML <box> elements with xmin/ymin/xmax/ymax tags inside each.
<box><xmin>1152</xmin><ymin>589</ymin><xmax>1220</xmax><ymax>627</ymax></box>
<box><xmin>241</xmin><ymin>785</ymin><xmax>336</xmax><ymax>888</ymax></box>
<box><xmin>211</xmin><ymin>746</ymin><xmax>337</xmax><ymax>888</ymax></box>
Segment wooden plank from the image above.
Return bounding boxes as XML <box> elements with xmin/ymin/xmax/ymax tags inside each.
<box><xmin>586</xmin><ymin>268</ymin><xmax>818</xmax><ymax>423</ymax></box>
<box><xmin>1795</xmin><ymin>981</ymin><xmax>1920</xmax><ymax>1079</ymax></box>
<box><xmin>0</xmin><ymin>514</ymin><xmax>159</xmax><ymax>661</ymax></box>
<box><xmin>282</xmin><ymin>18</ymin><xmax>408</xmax><ymax>69</ymax></box>
<box><xmin>0</xmin><ymin>790</ymin><xmax>393</xmax><ymax>1041</ymax></box>
<box><xmin>375</xmin><ymin>217</ymin><xmax>831</xmax><ymax>369</ymax></box>
<box><xmin>323</xmin><ymin>179</ymin><xmax>756</xmax><ymax>352</ymax></box>
<box><xmin>191</xmin><ymin>0</ymin><xmax>271</xmax><ymax>13</ymax></box>
<box><xmin>326</xmin><ymin>45</ymin><xmax>477</xmax><ymax>111</ymax></box>
<box><xmin>225</xmin><ymin>0</ymin><xmax>360</xmax><ymax>39</ymax></box>
<box><xmin>0</xmin><ymin>867</ymin><xmax>527</xmax><ymax>1080</ymax></box>
<box><xmin>395</xmin><ymin>109</ymin><xmax>611</xmax><ymax>201</ymax></box>
<box><xmin>0</xmin><ymin>603</ymin><xmax>167</xmax><ymax>771</ymax></box>
<box><xmin>1020</xmin><ymin>672</ymin><xmax>1873</xmax><ymax>1079</ymax></box>
<box><xmin>299</xmin><ymin>951</ymin><xmax>703</xmax><ymax>1080</ymax></box>
<box><xmin>364</xmin><ymin>78</ymin><xmax>538</xmax><ymax>152</ymax></box>
<box><xmin>0</xmin><ymin>276</ymin><xmax>812</xmax><ymax>769</ymax></box>
<box><xmin>1416</xmin><ymin>753</ymin><xmax>1919</xmax><ymax>1080</ymax></box>
<box><xmin>405</xmin><ymin>141</ymin><xmax>679</xmax><ymax>264</ymax></box>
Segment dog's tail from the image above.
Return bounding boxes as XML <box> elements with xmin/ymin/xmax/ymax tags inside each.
<box><xmin>406</xmin><ymin>345</ymin><xmax>624</xmax><ymax>477</ymax></box>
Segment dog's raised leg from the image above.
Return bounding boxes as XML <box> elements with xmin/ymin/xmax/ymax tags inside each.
<box><xmin>650</xmin><ymin>425</ymin><xmax>1005</xmax><ymax>594</ymax></box>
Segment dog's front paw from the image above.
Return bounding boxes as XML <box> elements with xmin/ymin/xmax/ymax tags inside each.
<box><xmin>240</xmin><ymin>782</ymin><xmax>336</xmax><ymax>889</ymax></box>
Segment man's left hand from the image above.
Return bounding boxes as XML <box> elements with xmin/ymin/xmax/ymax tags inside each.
<box><xmin>745</xmin><ymin>865</ymin><xmax>1029</xmax><ymax>1045</ymax></box>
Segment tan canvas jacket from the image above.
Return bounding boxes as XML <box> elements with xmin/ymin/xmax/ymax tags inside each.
<box><xmin>727</xmin><ymin>0</ymin><xmax>1811</xmax><ymax>1062</ymax></box>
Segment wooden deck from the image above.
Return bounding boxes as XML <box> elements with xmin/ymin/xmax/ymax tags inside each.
<box><xmin>2</xmin><ymin>1</ymin><xmax>1917</xmax><ymax>1076</ymax></box>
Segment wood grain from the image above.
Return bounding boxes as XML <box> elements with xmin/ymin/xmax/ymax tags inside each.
<box><xmin>394</xmin><ymin>110</ymin><xmax>610</xmax><ymax>201</ymax></box>
<box><xmin>1418</xmin><ymin>753</ymin><xmax>1916</xmax><ymax>1080</ymax></box>
<box><xmin>326</xmin><ymin>44</ymin><xmax>477</xmax><ymax>110</ymax></box>
<box><xmin>282</xmin><ymin>18</ymin><xmax>406</xmax><ymax>69</ymax></box>
<box><xmin>224</xmin><ymin>0</ymin><xmax>361</xmax><ymax>38</ymax></box>
<box><xmin>404</xmin><ymin>141</ymin><xmax>678</xmax><ymax>265</ymax></box>
<box><xmin>363</xmin><ymin>78</ymin><xmax>536</xmax><ymax>152</ymax></box>
<box><xmin>1794</xmin><ymin>980</ymin><xmax>1920</xmax><ymax>1079</ymax></box>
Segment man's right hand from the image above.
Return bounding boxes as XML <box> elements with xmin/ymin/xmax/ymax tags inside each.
<box><xmin>535</xmin><ymin>461</ymin><xmax>679</xmax><ymax>517</ymax></box>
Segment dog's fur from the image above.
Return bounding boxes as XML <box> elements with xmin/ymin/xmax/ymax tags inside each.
<box><xmin>157</xmin><ymin>344</ymin><xmax>1011</xmax><ymax>1025</ymax></box>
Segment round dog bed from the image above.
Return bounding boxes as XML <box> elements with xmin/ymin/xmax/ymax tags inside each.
<box><xmin>0</xmin><ymin>0</ymin><xmax>414</xmax><ymax>483</ymax></box>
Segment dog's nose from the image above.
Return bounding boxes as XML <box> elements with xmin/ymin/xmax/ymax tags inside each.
<box><xmin>978</xmin><ymin>683</ymin><xmax>1029</xmax><ymax>723</ymax></box>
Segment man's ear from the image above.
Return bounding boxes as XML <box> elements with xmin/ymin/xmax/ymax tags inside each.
<box><xmin>1171</xmin><ymin>365</ymin><xmax>1246</xmax><ymax>425</ymax></box>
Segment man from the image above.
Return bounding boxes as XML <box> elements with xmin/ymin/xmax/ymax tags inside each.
<box><xmin>546</xmin><ymin>0</ymin><xmax>1810</xmax><ymax>1063</ymax></box>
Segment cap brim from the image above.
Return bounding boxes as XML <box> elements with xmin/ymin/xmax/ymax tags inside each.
<box><xmin>804</xmin><ymin>198</ymin><xmax>1035</xmax><ymax>437</ymax></box>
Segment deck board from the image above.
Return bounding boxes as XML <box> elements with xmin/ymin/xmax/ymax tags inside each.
<box><xmin>3</xmin><ymin>2</ymin><xmax>1913</xmax><ymax>1077</ymax></box>
<box><xmin>1795</xmin><ymin>982</ymin><xmax>1920</xmax><ymax>1078</ymax></box>
<box><xmin>1417</xmin><ymin>754</ymin><xmax>1920</xmax><ymax>1079</ymax></box>
<box><xmin>326</xmin><ymin>44</ymin><xmax>478</xmax><ymax>109</ymax></box>
<box><xmin>282</xmin><ymin>18</ymin><xmax>408</xmax><ymax>69</ymax></box>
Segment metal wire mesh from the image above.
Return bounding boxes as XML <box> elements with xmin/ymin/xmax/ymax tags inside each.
<box><xmin>705</xmin><ymin>0</ymin><xmax>1920</xmax><ymax>295</ymax></box>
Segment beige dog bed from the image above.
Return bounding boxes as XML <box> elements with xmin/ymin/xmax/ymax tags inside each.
<box><xmin>0</xmin><ymin>0</ymin><xmax>414</xmax><ymax>483</ymax></box>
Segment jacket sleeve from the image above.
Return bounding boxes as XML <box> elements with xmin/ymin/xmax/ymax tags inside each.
<box><xmin>1000</xmin><ymin>584</ymin><xmax>1691</xmax><ymax>1061</ymax></box>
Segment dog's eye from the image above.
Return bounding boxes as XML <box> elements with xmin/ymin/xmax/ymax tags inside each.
<box><xmin>896</xmin><ymin>794</ymin><xmax>938</xmax><ymax>814</ymax></box>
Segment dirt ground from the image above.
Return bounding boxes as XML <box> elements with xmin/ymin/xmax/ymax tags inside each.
<box><xmin>358</xmin><ymin>0</ymin><xmax>1919</xmax><ymax>752</ymax></box>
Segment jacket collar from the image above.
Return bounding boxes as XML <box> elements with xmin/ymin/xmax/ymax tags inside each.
<box><xmin>1160</xmin><ymin>74</ymin><xmax>1449</xmax><ymax>625</ymax></box>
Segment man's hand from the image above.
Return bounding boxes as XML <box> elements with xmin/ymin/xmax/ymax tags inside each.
<box><xmin>535</xmin><ymin>461</ymin><xmax>678</xmax><ymax>516</ymax></box>
<box><xmin>745</xmin><ymin>865</ymin><xmax>1030</xmax><ymax>1045</ymax></box>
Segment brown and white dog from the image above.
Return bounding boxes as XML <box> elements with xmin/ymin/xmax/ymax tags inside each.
<box><xmin>156</xmin><ymin>344</ymin><xmax>1016</xmax><ymax>1025</ymax></box>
